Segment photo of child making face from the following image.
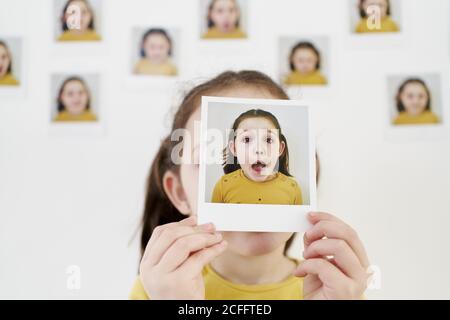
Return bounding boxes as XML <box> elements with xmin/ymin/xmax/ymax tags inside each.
<box><xmin>353</xmin><ymin>0</ymin><xmax>400</xmax><ymax>33</ymax></box>
<box><xmin>201</xmin><ymin>0</ymin><xmax>247</xmax><ymax>39</ymax></box>
<box><xmin>56</xmin><ymin>0</ymin><xmax>102</xmax><ymax>42</ymax></box>
<box><xmin>52</xmin><ymin>75</ymin><xmax>98</xmax><ymax>122</ymax></box>
<box><xmin>0</xmin><ymin>39</ymin><xmax>20</xmax><ymax>86</ymax></box>
<box><xmin>198</xmin><ymin>97</ymin><xmax>316</xmax><ymax>232</ymax></box>
<box><xmin>282</xmin><ymin>40</ymin><xmax>328</xmax><ymax>86</ymax></box>
<box><xmin>133</xmin><ymin>28</ymin><xmax>178</xmax><ymax>76</ymax></box>
<box><xmin>390</xmin><ymin>76</ymin><xmax>442</xmax><ymax>126</ymax></box>
<box><xmin>212</xmin><ymin>109</ymin><xmax>303</xmax><ymax>205</ymax></box>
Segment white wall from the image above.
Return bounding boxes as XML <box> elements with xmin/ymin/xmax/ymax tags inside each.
<box><xmin>1</xmin><ymin>0</ymin><xmax>450</xmax><ymax>299</ymax></box>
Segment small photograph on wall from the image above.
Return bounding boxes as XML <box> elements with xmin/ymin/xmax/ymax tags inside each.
<box><xmin>54</xmin><ymin>0</ymin><xmax>102</xmax><ymax>42</ymax></box>
<box><xmin>51</xmin><ymin>73</ymin><xmax>99</xmax><ymax>123</ymax></box>
<box><xmin>200</xmin><ymin>0</ymin><xmax>248</xmax><ymax>40</ymax></box>
<box><xmin>279</xmin><ymin>36</ymin><xmax>330</xmax><ymax>87</ymax></box>
<box><xmin>350</xmin><ymin>0</ymin><xmax>401</xmax><ymax>34</ymax></box>
<box><xmin>0</xmin><ymin>37</ymin><xmax>22</xmax><ymax>87</ymax></box>
<box><xmin>387</xmin><ymin>74</ymin><xmax>443</xmax><ymax>126</ymax></box>
<box><xmin>131</xmin><ymin>27</ymin><xmax>179</xmax><ymax>77</ymax></box>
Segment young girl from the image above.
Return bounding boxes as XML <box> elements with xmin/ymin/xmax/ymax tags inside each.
<box><xmin>284</xmin><ymin>42</ymin><xmax>327</xmax><ymax>86</ymax></box>
<box><xmin>58</xmin><ymin>0</ymin><xmax>101</xmax><ymax>42</ymax></box>
<box><xmin>131</xmin><ymin>70</ymin><xmax>370</xmax><ymax>300</ymax></box>
<box><xmin>0</xmin><ymin>40</ymin><xmax>19</xmax><ymax>86</ymax></box>
<box><xmin>53</xmin><ymin>76</ymin><xmax>97</xmax><ymax>122</ymax></box>
<box><xmin>393</xmin><ymin>78</ymin><xmax>440</xmax><ymax>125</ymax></box>
<box><xmin>133</xmin><ymin>28</ymin><xmax>178</xmax><ymax>76</ymax></box>
<box><xmin>211</xmin><ymin>109</ymin><xmax>303</xmax><ymax>205</ymax></box>
<box><xmin>355</xmin><ymin>0</ymin><xmax>399</xmax><ymax>33</ymax></box>
<box><xmin>202</xmin><ymin>0</ymin><xmax>247</xmax><ymax>39</ymax></box>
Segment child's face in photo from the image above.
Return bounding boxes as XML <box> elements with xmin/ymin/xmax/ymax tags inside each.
<box><xmin>209</xmin><ymin>0</ymin><xmax>240</xmax><ymax>33</ymax></box>
<box><xmin>400</xmin><ymin>82</ymin><xmax>429</xmax><ymax>116</ymax></box>
<box><xmin>65</xmin><ymin>0</ymin><xmax>93</xmax><ymax>31</ymax></box>
<box><xmin>0</xmin><ymin>45</ymin><xmax>11</xmax><ymax>78</ymax></box>
<box><xmin>231</xmin><ymin>117</ymin><xmax>285</xmax><ymax>182</ymax></box>
<box><xmin>361</xmin><ymin>0</ymin><xmax>389</xmax><ymax>18</ymax></box>
<box><xmin>179</xmin><ymin>86</ymin><xmax>293</xmax><ymax>257</ymax></box>
<box><xmin>292</xmin><ymin>48</ymin><xmax>318</xmax><ymax>74</ymax></box>
<box><xmin>60</xmin><ymin>80</ymin><xmax>89</xmax><ymax>115</ymax></box>
<box><xmin>142</xmin><ymin>34</ymin><xmax>170</xmax><ymax>64</ymax></box>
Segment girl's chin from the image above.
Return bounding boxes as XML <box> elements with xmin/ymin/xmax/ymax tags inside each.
<box><xmin>223</xmin><ymin>232</ymin><xmax>289</xmax><ymax>256</ymax></box>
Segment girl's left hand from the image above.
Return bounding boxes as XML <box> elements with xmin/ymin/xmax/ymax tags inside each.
<box><xmin>293</xmin><ymin>212</ymin><xmax>370</xmax><ymax>300</ymax></box>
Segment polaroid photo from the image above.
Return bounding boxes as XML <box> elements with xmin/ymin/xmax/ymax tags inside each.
<box><xmin>384</xmin><ymin>72</ymin><xmax>449</xmax><ymax>142</ymax></box>
<box><xmin>124</xmin><ymin>26</ymin><xmax>181</xmax><ymax>90</ymax></box>
<box><xmin>52</xmin><ymin>0</ymin><xmax>106</xmax><ymax>56</ymax></box>
<box><xmin>49</xmin><ymin>72</ymin><xmax>105</xmax><ymax>136</ymax></box>
<box><xmin>199</xmin><ymin>0</ymin><xmax>248</xmax><ymax>40</ymax></box>
<box><xmin>0</xmin><ymin>36</ymin><xmax>26</xmax><ymax>97</ymax></box>
<box><xmin>278</xmin><ymin>35</ymin><xmax>336</xmax><ymax>100</ymax></box>
<box><xmin>197</xmin><ymin>96</ymin><xmax>317</xmax><ymax>232</ymax></box>
<box><xmin>346</xmin><ymin>0</ymin><xmax>410</xmax><ymax>50</ymax></box>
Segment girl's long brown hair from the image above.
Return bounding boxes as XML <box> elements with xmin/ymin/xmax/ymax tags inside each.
<box><xmin>140</xmin><ymin>70</ymin><xmax>300</xmax><ymax>260</ymax></box>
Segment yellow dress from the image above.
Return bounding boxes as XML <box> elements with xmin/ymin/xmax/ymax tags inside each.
<box><xmin>0</xmin><ymin>73</ymin><xmax>19</xmax><ymax>86</ymax></box>
<box><xmin>202</xmin><ymin>27</ymin><xmax>247</xmax><ymax>39</ymax></box>
<box><xmin>211</xmin><ymin>169</ymin><xmax>303</xmax><ymax>205</ymax></box>
<box><xmin>393</xmin><ymin>111</ymin><xmax>440</xmax><ymax>125</ymax></box>
<box><xmin>54</xmin><ymin>110</ymin><xmax>97</xmax><ymax>122</ymax></box>
<box><xmin>133</xmin><ymin>59</ymin><xmax>178</xmax><ymax>76</ymax></box>
<box><xmin>284</xmin><ymin>70</ymin><xmax>328</xmax><ymax>86</ymax></box>
<box><xmin>129</xmin><ymin>259</ymin><xmax>304</xmax><ymax>300</ymax></box>
<box><xmin>355</xmin><ymin>16</ymin><xmax>399</xmax><ymax>33</ymax></box>
<box><xmin>57</xmin><ymin>30</ymin><xmax>102</xmax><ymax>42</ymax></box>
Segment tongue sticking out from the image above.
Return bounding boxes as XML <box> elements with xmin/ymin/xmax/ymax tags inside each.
<box><xmin>251</xmin><ymin>161</ymin><xmax>266</xmax><ymax>174</ymax></box>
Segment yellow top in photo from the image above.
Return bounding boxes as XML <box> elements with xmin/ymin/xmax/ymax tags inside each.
<box><xmin>202</xmin><ymin>27</ymin><xmax>247</xmax><ymax>39</ymax></box>
<box><xmin>54</xmin><ymin>110</ymin><xmax>97</xmax><ymax>122</ymax></box>
<box><xmin>129</xmin><ymin>259</ymin><xmax>303</xmax><ymax>300</ymax></box>
<box><xmin>284</xmin><ymin>70</ymin><xmax>328</xmax><ymax>86</ymax></box>
<box><xmin>57</xmin><ymin>30</ymin><xmax>102</xmax><ymax>42</ymax></box>
<box><xmin>355</xmin><ymin>17</ymin><xmax>400</xmax><ymax>33</ymax></box>
<box><xmin>0</xmin><ymin>74</ymin><xmax>19</xmax><ymax>86</ymax></box>
<box><xmin>133</xmin><ymin>59</ymin><xmax>178</xmax><ymax>76</ymax></box>
<box><xmin>355</xmin><ymin>16</ymin><xmax>399</xmax><ymax>33</ymax></box>
<box><xmin>211</xmin><ymin>169</ymin><xmax>303</xmax><ymax>205</ymax></box>
<box><xmin>393</xmin><ymin>111</ymin><xmax>440</xmax><ymax>125</ymax></box>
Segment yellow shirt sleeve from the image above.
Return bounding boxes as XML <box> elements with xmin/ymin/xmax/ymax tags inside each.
<box><xmin>211</xmin><ymin>179</ymin><xmax>223</xmax><ymax>203</ymax></box>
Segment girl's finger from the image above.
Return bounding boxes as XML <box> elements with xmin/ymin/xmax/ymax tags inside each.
<box><xmin>142</xmin><ymin>215</ymin><xmax>197</xmax><ymax>262</ymax></box>
<box><xmin>158</xmin><ymin>232</ymin><xmax>224</xmax><ymax>272</ymax></box>
<box><xmin>305</xmin><ymin>220</ymin><xmax>370</xmax><ymax>268</ymax></box>
<box><xmin>303</xmin><ymin>212</ymin><xmax>342</xmax><ymax>250</ymax></box>
<box><xmin>293</xmin><ymin>258</ymin><xmax>348</xmax><ymax>287</ymax></box>
<box><xmin>145</xmin><ymin>222</ymin><xmax>216</xmax><ymax>267</ymax></box>
<box><xmin>303</xmin><ymin>238</ymin><xmax>365</xmax><ymax>281</ymax></box>
<box><xmin>307</xmin><ymin>212</ymin><xmax>355</xmax><ymax>229</ymax></box>
<box><xmin>178</xmin><ymin>241</ymin><xmax>228</xmax><ymax>275</ymax></box>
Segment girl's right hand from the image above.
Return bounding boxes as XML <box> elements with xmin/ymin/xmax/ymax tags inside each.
<box><xmin>139</xmin><ymin>215</ymin><xmax>227</xmax><ymax>300</ymax></box>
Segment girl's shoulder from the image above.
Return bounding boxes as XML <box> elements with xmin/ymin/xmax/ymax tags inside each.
<box><xmin>277</xmin><ymin>172</ymin><xmax>300</xmax><ymax>186</ymax></box>
<box><xmin>129</xmin><ymin>276</ymin><xmax>149</xmax><ymax>300</ymax></box>
<box><xmin>219</xmin><ymin>169</ymin><xmax>241</xmax><ymax>183</ymax></box>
